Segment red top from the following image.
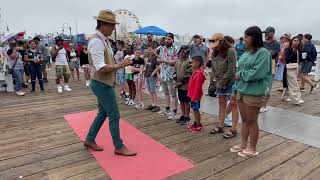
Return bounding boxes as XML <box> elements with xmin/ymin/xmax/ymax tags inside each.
<box><xmin>187</xmin><ymin>69</ymin><xmax>206</xmax><ymax>102</ymax></box>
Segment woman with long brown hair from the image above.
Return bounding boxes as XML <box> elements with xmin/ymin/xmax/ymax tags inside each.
<box><xmin>281</xmin><ymin>36</ymin><xmax>305</xmax><ymax>104</ymax></box>
<box><xmin>209</xmin><ymin>33</ymin><xmax>238</xmax><ymax>138</ymax></box>
<box><xmin>230</xmin><ymin>26</ymin><xmax>272</xmax><ymax>157</ymax></box>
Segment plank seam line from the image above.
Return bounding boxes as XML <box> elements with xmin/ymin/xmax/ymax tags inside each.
<box><xmin>199</xmin><ymin>139</ymin><xmax>289</xmax><ymax>180</ymax></box>
<box><xmin>15</xmin><ymin>157</ymin><xmax>94</xmax><ymax>179</ymax></box>
<box><xmin>252</xmin><ymin>146</ymin><xmax>310</xmax><ymax>180</ymax></box>
<box><xmin>0</xmin><ymin>142</ymin><xmax>81</xmax><ymax>162</ymax></box>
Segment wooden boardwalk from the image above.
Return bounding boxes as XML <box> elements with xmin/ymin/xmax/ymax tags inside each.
<box><xmin>1</xmin><ymin>70</ymin><xmax>320</xmax><ymax>180</ymax></box>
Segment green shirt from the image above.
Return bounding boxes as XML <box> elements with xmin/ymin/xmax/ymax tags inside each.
<box><xmin>211</xmin><ymin>48</ymin><xmax>237</xmax><ymax>88</ymax></box>
<box><xmin>235</xmin><ymin>47</ymin><xmax>272</xmax><ymax>96</ymax></box>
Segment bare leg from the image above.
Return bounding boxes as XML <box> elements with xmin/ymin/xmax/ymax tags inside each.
<box><xmin>238</xmin><ymin>101</ymin><xmax>249</xmax><ymax>149</ymax></box>
<box><xmin>194</xmin><ymin>110</ymin><xmax>201</xmax><ymax>125</ymax></box>
<box><xmin>76</xmin><ymin>68</ymin><xmax>80</xmax><ymax>81</ymax></box>
<box><xmin>231</xmin><ymin>102</ymin><xmax>239</xmax><ymax>131</ymax></box>
<box><xmin>247</xmin><ymin>106</ymin><xmax>261</xmax><ymax>152</ymax></box>
<box><xmin>71</xmin><ymin>69</ymin><xmax>75</xmax><ymax>80</ymax></box>
<box><xmin>180</xmin><ymin>103</ymin><xmax>186</xmax><ymax>117</ymax></box>
<box><xmin>299</xmin><ymin>73</ymin><xmax>315</xmax><ymax>87</ymax></box>
<box><xmin>218</xmin><ymin>96</ymin><xmax>227</xmax><ymax>127</ymax></box>
<box><xmin>185</xmin><ymin>102</ymin><xmax>190</xmax><ymax>117</ymax></box>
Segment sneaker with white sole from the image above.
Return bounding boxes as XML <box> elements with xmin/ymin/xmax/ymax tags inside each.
<box><xmin>285</xmin><ymin>98</ymin><xmax>292</xmax><ymax>102</ymax></box>
<box><xmin>311</xmin><ymin>84</ymin><xmax>319</xmax><ymax>93</ymax></box>
<box><xmin>64</xmin><ymin>85</ymin><xmax>72</xmax><ymax>92</ymax></box>
<box><xmin>158</xmin><ymin>108</ymin><xmax>170</xmax><ymax>116</ymax></box>
<box><xmin>259</xmin><ymin>107</ymin><xmax>268</xmax><ymax>113</ymax></box>
<box><xmin>57</xmin><ymin>85</ymin><xmax>63</xmax><ymax>93</ymax></box>
<box><xmin>129</xmin><ymin>100</ymin><xmax>135</xmax><ymax>106</ymax></box>
<box><xmin>295</xmin><ymin>100</ymin><xmax>305</xmax><ymax>105</ymax></box>
<box><xmin>280</xmin><ymin>88</ymin><xmax>287</xmax><ymax>100</ymax></box>
<box><xmin>85</xmin><ymin>80</ymin><xmax>90</xmax><ymax>87</ymax></box>
<box><xmin>16</xmin><ymin>91</ymin><xmax>25</xmax><ymax>96</ymax></box>
<box><xmin>167</xmin><ymin>112</ymin><xmax>178</xmax><ymax>120</ymax></box>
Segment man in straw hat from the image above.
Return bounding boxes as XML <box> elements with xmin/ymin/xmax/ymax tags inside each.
<box><xmin>84</xmin><ymin>10</ymin><xmax>137</xmax><ymax>156</ymax></box>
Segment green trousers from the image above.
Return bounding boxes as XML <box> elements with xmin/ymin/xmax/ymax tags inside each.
<box><xmin>86</xmin><ymin>80</ymin><xmax>124</xmax><ymax>150</ymax></box>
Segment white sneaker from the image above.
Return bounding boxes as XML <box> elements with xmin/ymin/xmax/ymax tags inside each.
<box><xmin>57</xmin><ymin>85</ymin><xmax>63</xmax><ymax>93</ymax></box>
<box><xmin>280</xmin><ymin>88</ymin><xmax>287</xmax><ymax>100</ymax></box>
<box><xmin>167</xmin><ymin>112</ymin><xmax>178</xmax><ymax>120</ymax></box>
<box><xmin>125</xmin><ymin>99</ymin><xmax>131</xmax><ymax>105</ymax></box>
<box><xmin>158</xmin><ymin>86</ymin><xmax>163</xmax><ymax>92</ymax></box>
<box><xmin>285</xmin><ymin>98</ymin><xmax>292</xmax><ymax>102</ymax></box>
<box><xmin>295</xmin><ymin>100</ymin><xmax>305</xmax><ymax>105</ymax></box>
<box><xmin>158</xmin><ymin>108</ymin><xmax>171</xmax><ymax>116</ymax></box>
<box><xmin>85</xmin><ymin>80</ymin><xmax>90</xmax><ymax>87</ymax></box>
<box><xmin>260</xmin><ymin>107</ymin><xmax>268</xmax><ymax>113</ymax></box>
<box><xmin>64</xmin><ymin>85</ymin><xmax>72</xmax><ymax>92</ymax></box>
<box><xmin>129</xmin><ymin>100</ymin><xmax>135</xmax><ymax>106</ymax></box>
<box><xmin>16</xmin><ymin>91</ymin><xmax>25</xmax><ymax>96</ymax></box>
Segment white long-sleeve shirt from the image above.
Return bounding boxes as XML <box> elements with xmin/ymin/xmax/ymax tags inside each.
<box><xmin>88</xmin><ymin>31</ymin><xmax>114</xmax><ymax>71</ymax></box>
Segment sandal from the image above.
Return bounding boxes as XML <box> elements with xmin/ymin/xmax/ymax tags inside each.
<box><xmin>209</xmin><ymin>126</ymin><xmax>224</xmax><ymax>134</ymax></box>
<box><xmin>223</xmin><ymin>129</ymin><xmax>238</xmax><ymax>139</ymax></box>
<box><xmin>230</xmin><ymin>144</ymin><xmax>246</xmax><ymax>153</ymax></box>
<box><xmin>238</xmin><ymin>149</ymin><xmax>259</xmax><ymax>157</ymax></box>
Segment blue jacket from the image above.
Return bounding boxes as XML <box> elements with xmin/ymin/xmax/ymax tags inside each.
<box><xmin>303</xmin><ymin>42</ymin><xmax>317</xmax><ymax>62</ymax></box>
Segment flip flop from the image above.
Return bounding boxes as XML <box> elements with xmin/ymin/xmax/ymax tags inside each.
<box><xmin>230</xmin><ymin>145</ymin><xmax>246</xmax><ymax>153</ymax></box>
<box><xmin>238</xmin><ymin>150</ymin><xmax>259</xmax><ymax>157</ymax></box>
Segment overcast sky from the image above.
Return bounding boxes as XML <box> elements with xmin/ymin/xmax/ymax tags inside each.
<box><xmin>1</xmin><ymin>0</ymin><xmax>320</xmax><ymax>39</ymax></box>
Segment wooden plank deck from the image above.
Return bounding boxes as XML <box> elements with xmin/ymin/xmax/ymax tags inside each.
<box><xmin>1</xmin><ymin>69</ymin><xmax>320</xmax><ymax>180</ymax></box>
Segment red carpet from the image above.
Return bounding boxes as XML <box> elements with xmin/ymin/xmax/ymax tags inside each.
<box><xmin>64</xmin><ymin>110</ymin><xmax>194</xmax><ymax>180</ymax></box>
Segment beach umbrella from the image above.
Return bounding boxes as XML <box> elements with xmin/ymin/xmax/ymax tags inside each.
<box><xmin>133</xmin><ymin>26</ymin><xmax>167</xmax><ymax>36</ymax></box>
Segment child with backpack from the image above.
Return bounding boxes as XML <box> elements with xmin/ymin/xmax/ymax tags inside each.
<box><xmin>187</xmin><ymin>56</ymin><xmax>206</xmax><ymax>132</ymax></box>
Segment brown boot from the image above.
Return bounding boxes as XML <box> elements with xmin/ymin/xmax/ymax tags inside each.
<box><xmin>84</xmin><ymin>141</ymin><xmax>104</xmax><ymax>151</ymax></box>
<box><xmin>115</xmin><ymin>147</ymin><xmax>137</xmax><ymax>156</ymax></box>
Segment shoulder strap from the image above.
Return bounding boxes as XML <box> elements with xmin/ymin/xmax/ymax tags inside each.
<box><xmin>11</xmin><ymin>54</ymin><xmax>20</xmax><ymax>69</ymax></box>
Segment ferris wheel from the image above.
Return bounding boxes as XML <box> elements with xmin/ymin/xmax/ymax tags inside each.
<box><xmin>114</xmin><ymin>9</ymin><xmax>141</xmax><ymax>38</ymax></box>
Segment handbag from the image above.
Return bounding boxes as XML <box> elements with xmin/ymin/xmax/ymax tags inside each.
<box><xmin>8</xmin><ymin>55</ymin><xmax>19</xmax><ymax>74</ymax></box>
<box><xmin>286</xmin><ymin>49</ymin><xmax>299</xmax><ymax>70</ymax></box>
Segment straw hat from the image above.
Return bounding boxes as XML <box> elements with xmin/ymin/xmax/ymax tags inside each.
<box><xmin>94</xmin><ymin>10</ymin><xmax>119</xmax><ymax>24</ymax></box>
<box><xmin>209</xmin><ymin>33</ymin><xmax>224</xmax><ymax>48</ymax></box>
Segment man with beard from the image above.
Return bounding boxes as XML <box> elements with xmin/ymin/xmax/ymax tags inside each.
<box><xmin>146</xmin><ymin>33</ymin><xmax>159</xmax><ymax>48</ymax></box>
<box><xmin>261</xmin><ymin>26</ymin><xmax>280</xmax><ymax>113</ymax></box>
<box><xmin>157</xmin><ymin>33</ymin><xmax>179</xmax><ymax>120</ymax></box>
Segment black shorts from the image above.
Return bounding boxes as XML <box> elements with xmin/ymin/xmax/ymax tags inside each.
<box><xmin>299</xmin><ymin>61</ymin><xmax>313</xmax><ymax>75</ymax></box>
<box><xmin>178</xmin><ymin>89</ymin><xmax>191</xmax><ymax>103</ymax></box>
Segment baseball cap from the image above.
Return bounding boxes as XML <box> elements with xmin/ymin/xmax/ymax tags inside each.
<box><xmin>166</xmin><ymin>33</ymin><xmax>174</xmax><ymax>40</ymax></box>
<box><xmin>209</xmin><ymin>33</ymin><xmax>224</xmax><ymax>48</ymax></box>
<box><xmin>263</xmin><ymin>27</ymin><xmax>275</xmax><ymax>33</ymax></box>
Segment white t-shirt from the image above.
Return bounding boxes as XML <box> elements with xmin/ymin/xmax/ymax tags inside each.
<box><xmin>55</xmin><ymin>47</ymin><xmax>68</xmax><ymax>65</ymax></box>
<box><xmin>70</xmin><ymin>52</ymin><xmax>78</xmax><ymax>62</ymax></box>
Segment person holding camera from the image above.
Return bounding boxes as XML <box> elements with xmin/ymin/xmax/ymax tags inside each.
<box><xmin>24</xmin><ymin>40</ymin><xmax>45</xmax><ymax>92</ymax></box>
<box><xmin>7</xmin><ymin>42</ymin><xmax>26</xmax><ymax>96</ymax></box>
<box><xmin>50</xmin><ymin>36</ymin><xmax>72</xmax><ymax>93</ymax></box>
<box><xmin>83</xmin><ymin>10</ymin><xmax>137</xmax><ymax>156</ymax></box>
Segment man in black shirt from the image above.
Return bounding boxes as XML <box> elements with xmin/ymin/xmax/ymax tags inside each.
<box><xmin>262</xmin><ymin>26</ymin><xmax>280</xmax><ymax>113</ymax></box>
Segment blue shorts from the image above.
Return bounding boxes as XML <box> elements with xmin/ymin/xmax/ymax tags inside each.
<box><xmin>216</xmin><ymin>81</ymin><xmax>234</xmax><ymax>96</ymax></box>
<box><xmin>190</xmin><ymin>101</ymin><xmax>201</xmax><ymax>111</ymax></box>
<box><xmin>116</xmin><ymin>71</ymin><xmax>127</xmax><ymax>86</ymax></box>
<box><xmin>146</xmin><ymin>76</ymin><xmax>157</xmax><ymax>93</ymax></box>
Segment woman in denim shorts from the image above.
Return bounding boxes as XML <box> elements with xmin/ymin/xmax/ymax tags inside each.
<box><xmin>209</xmin><ymin>33</ymin><xmax>237</xmax><ymax>138</ymax></box>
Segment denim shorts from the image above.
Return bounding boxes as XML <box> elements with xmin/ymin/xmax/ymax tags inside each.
<box><xmin>190</xmin><ymin>101</ymin><xmax>201</xmax><ymax>111</ymax></box>
<box><xmin>116</xmin><ymin>71</ymin><xmax>127</xmax><ymax>86</ymax></box>
<box><xmin>146</xmin><ymin>76</ymin><xmax>157</xmax><ymax>93</ymax></box>
<box><xmin>216</xmin><ymin>81</ymin><xmax>234</xmax><ymax>96</ymax></box>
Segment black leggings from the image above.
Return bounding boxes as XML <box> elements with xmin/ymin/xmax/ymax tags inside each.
<box><xmin>283</xmin><ymin>66</ymin><xmax>288</xmax><ymax>88</ymax></box>
<box><xmin>127</xmin><ymin>80</ymin><xmax>136</xmax><ymax>100</ymax></box>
